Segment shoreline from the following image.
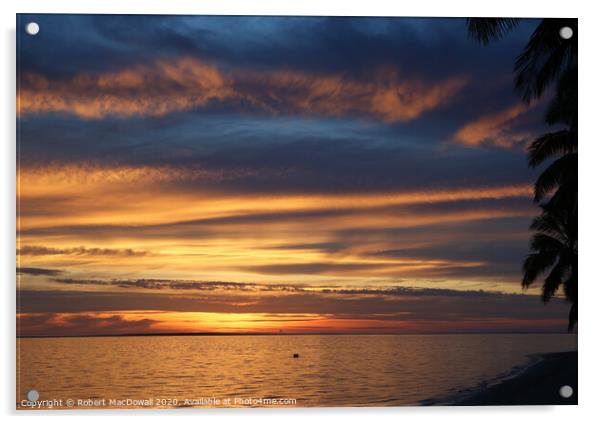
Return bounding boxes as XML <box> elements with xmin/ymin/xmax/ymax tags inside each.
<box><xmin>439</xmin><ymin>351</ymin><xmax>577</xmax><ymax>405</ymax></box>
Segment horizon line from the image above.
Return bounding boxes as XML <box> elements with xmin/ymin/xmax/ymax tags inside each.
<box><xmin>17</xmin><ymin>330</ymin><xmax>575</xmax><ymax>339</ymax></box>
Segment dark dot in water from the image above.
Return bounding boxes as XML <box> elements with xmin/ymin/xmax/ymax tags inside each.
<box><xmin>293</xmin><ymin>353</ymin><xmax>299</xmax><ymax>358</ymax></box>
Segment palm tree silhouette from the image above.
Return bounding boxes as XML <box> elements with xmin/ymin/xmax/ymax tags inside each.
<box><xmin>523</xmin><ymin>203</ymin><xmax>577</xmax><ymax>329</ymax></box>
<box><xmin>467</xmin><ymin>18</ymin><xmax>578</xmax><ymax>330</ymax></box>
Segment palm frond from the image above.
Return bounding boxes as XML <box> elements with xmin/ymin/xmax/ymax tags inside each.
<box><xmin>522</xmin><ymin>251</ymin><xmax>558</xmax><ymax>288</ymax></box>
<box><xmin>542</xmin><ymin>256</ymin><xmax>569</xmax><ymax>302</ymax></box>
<box><xmin>543</xmin><ymin>179</ymin><xmax>578</xmax><ymax>221</ymax></box>
<box><xmin>533</xmin><ymin>153</ymin><xmax>577</xmax><ymax>202</ymax></box>
<box><xmin>545</xmin><ymin>66</ymin><xmax>577</xmax><ymax>127</ymax></box>
<box><xmin>530</xmin><ymin>215</ymin><xmax>566</xmax><ymax>242</ymax></box>
<box><xmin>466</xmin><ymin>18</ymin><xmax>522</xmax><ymax>45</ymax></box>
<box><xmin>527</xmin><ymin>130</ymin><xmax>576</xmax><ymax>167</ymax></box>
<box><xmin>529</xmin><ymin>204</ymin><xmax>576</xmax><ymax>257</ymax></box>
<box><xmin>530</xmin><ymin>233</ymin><xmax>564</xmax><ymax>253</ymax></box>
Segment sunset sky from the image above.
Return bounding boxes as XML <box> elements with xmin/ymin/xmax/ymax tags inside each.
<box><xmin>16</xmin><ymin>15</ymin><xmax>570</xmax><ymax>336</ymax></box>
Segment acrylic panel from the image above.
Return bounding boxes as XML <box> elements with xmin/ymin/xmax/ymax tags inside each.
<box><xmin>16</xmin><ymin>14</ymin><xmax>578</xmax><ymax>409</ymax></box>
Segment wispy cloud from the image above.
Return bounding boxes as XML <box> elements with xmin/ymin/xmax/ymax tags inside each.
<box><xmin>18</xmin><ymin>245</ymin><xmax>148</xmax><ymax>257</ymax></box>
<box><xmin>48</xmin><ymin>276</ymin><xmax>531</xmax><ymax>299</ymax></box>
<box><xmin>16</xmin><ymin>267</ymin><xmax>63</xmax><ymax>276</ymax></box>
<box><xmin>52</xmin><ymin>277</ymin><xmax>268</xmax><ymax>292</ymax></box>
<box><xmin>453</xmin><ymin>103</ymin><xmax>534</xmax><ymax>148</ymax></box>
<box><xmin>18</xmin><ymin>58</ymin><xmax>468</xmax><ymax>122</ymax></box>
<box><xmin>18</xmin><ymin>163</ymin><xmax>533</xmax><ymax>220</ymax></box>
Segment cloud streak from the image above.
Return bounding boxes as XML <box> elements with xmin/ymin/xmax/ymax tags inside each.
<box><xmin>18</xmin><ymin>245</ymin><xmax>148</xmax><ymax>257</ymax></box>
<box><xmin>18</xmin><ymin>163</ymin><xmax>533</xmax><ymax>219</ymax></box>
<box><xmin>18</xmin><ymin>57</ymin><xmax>467</xmax><ymax>122</ymax></box>
<box><xmin>49</xmin><ymin>276</ymin><xmax>510</xmax><ymax>297</ymax></box>
<box><xmin>454</xmin><ymin>103</ymin><xmax>535</xmax><ymax>148</ymax></box>
<box><xmin>16</xmin><ymin>267</ymin><xmax>63</xmax><ymax>276</ymax></box>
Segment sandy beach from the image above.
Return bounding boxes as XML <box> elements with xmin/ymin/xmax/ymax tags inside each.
<box><xmin>452</xmin><ymin>351</ymin><xmax>577</xmax><ymax>405</ymax></box>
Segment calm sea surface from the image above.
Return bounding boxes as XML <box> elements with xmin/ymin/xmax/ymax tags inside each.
<box><xmin>17</xmin><ymin>334</ymin><xmax>576</xmax><ymax>408</ymax></box>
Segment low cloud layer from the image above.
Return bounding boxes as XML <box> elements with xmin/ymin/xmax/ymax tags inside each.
<box><xmin>18</xmin><ymin>312</ymin><xmax>157</xmax><ymax>337</ymax></box>
<box><xmin>17</xmin><ymin>287</ymin><xmax>570</xmax><ymax>336</ymax></box>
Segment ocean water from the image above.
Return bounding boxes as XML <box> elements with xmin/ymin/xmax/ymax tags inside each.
<box><xmin>17</xmin><ymin>334</ymin><xmax>576</xmax><ymax>408</ymax></box>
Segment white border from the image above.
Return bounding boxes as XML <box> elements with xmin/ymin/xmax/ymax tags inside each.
<box><xmin>6</xmin><ymin>0</ymin><xmax>582</xmax><ymax>17</ymax></box>
<box><xmin>2</xmin><ymin>1</ymin><xmax>600</xmax><ymax>423</ymax></box>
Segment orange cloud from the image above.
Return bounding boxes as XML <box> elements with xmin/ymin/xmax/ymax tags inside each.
<box><xmin>240</xmin><ymin>68</ymin><xmax>468</xmax><ymax>122</ymax></box>
<box><xmin>17</xmin><ymin>59</ymin><xmax>234</xmax><ymax>119</ymax></box>
<box><xmin>370</xmin><ymin>78</ymin><xmax>467</xmax><ymax>122</ymax></box>
<box><xmin>17</xmin><ymin>58</ymin><xmax>467</xmax><ymax>122</ymax></box>
<box><xmin>454</xmin><ymin>103</ymin><xmax>534</xmax><ymax>148</ymax></box>
<box><xmin>17</xmin><ymin>163</ymin><xmax>532</xmax><ymax>231</ymax></box>
<box><xmin>17</xmin><ymin>167</ymin><xmax>534</xmax><ymax>291</ymax></box>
